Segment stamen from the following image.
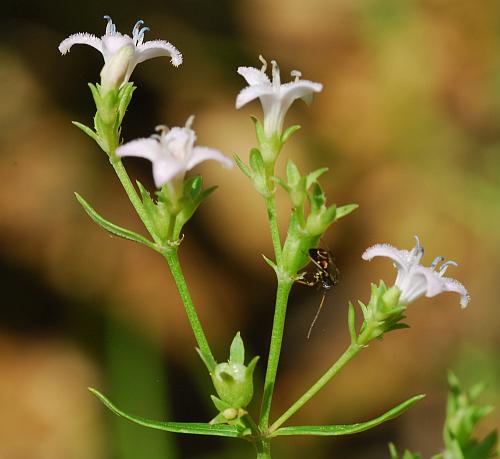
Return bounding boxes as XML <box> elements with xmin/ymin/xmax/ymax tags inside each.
<box><xmin>132</xmin><ymin>20</ymin><xmax>144</xmax><ymax>37</ymax></box>
<box><xmin>135</xmin><ymin>27</ymin><xmax>149</xmax><ymax>46</ymax></box>
<box><xmin>258</xmin><ymin>55</ymin><xmax>267</xmax><ymax>73</ymax></box>
<box><xmin>412</xmin><ymin>235</ymin><xmax>424</xmax><ymax>257</ymax></box>
<box><xmin>185</xmin><ymin>115</ymin><xmax>195</xmax><ymax>129</ymax></box>
<box><xmin>271</xmin><ymin>60</ymin><xmax>281</xmax><ymax>87</ymax></box>
<box><xmin>431</xmin><ymin>256</ymin><xmax>445</xmax><ymax>270</ymax></box>
<box><xmin>155</xmin><ymin>125</ymin><xmax>169</xmax><ymax>135</ymax></box>
<box><xmin>291</xmin><ymin>70</ymin><xmax>302</xmax><ymax>81</ymax></box>
<box><xmin>103</xmin><ymin>15</ymin><xmax>116</xmax><ymax>35</ymax></box>
<box><xmin>438</xmin><ymin>260</ymin><xmax>458</xmax><ymax>275</ymax></box>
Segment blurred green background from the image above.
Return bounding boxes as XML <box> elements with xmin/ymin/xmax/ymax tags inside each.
<box><xmin>1</xmin><ymin>0</ymin><xmax>499</xmax><ymax>458</ymax></box>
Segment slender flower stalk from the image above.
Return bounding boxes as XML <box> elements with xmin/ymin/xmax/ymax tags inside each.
<box><xmin>269</xmin><ymin>343</ymin><xmax>361</xmax><ymax>433</ymax></box>
<box><xmin>259</xmin><ymin>278</ymin><xmax>294</xmax><ymax>430</ymax></box>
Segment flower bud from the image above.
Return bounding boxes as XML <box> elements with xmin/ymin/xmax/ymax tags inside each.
<box><xmin>212</xmin><ymin>360</ymin><xmax>257</xmax><ymax>409</ymax></box>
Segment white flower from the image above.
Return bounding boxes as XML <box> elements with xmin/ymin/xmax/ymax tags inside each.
<box><xmin>58</xmin><ymin>16</ymin><xmax>182</xmax><ymax>91</ymax></box>
<box><xmin>362</xmin><ymin>236</ymin><xmax>470</xmax><ymax>308</ymax></box>
<box><xmin>116</xmin><ymin>116</ymin><xmax>233</xmax><ymax>188</ymax></box>
<box><xmin>235</xmin><ymin>56</ymin><xmax>323</xmax><ymax>137</ymax></box>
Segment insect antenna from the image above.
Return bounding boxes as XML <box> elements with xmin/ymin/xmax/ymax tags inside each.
<box><xmin>307</xmin><ymin>291</ymin><xmax>326</xmax><ymax>339</ymax></box>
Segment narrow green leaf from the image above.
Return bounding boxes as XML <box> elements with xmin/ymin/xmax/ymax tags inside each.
<box><xmin>72</xmin><ymin>121</ymin><xmax>100</xmax><ymax>144</ymax></box>
<box><xmin>281</xmin><ymin>124</ymin><xmax>301</xmax><ymax>144</ymax></box>
<box><xmin>89</xmin><ymin>388</ymin><xmax>241</xmax><ymax>437</ymax></box>
<box><xmin>336</xmin><ymin>203</ymin><xmax>359</xmax><ymax>220</ymax></box>
<box><xmin>75</xmin><ymin>193</ymin><xmax>158</xmax><ymax>251</ymax></box>
<box><xmin>246</xmin><ymin>356</ymin><xmax>259</xmax><ymax>375</ymax></box>
<box><xmin>229</xmin><ymin>332</ymin><xmax>245</xmax><ymax>365</ymax></box>
<box><xmin>273</xmin><ymin>394</ymin><xmax>425</xmax><ymax>437</ymax></box>
<box><xmin>233</xmin><ymin>154</ymin><xmax>252</xmax><ymax>179</ymax></box>
<box><xmin>196</xmin><ymin>347</ymin><xmax>216</xmax><ymax>373</ymax></box>
<box><xmin>262</xmin><ymin>254</ymin><xmax>278</xmax><ymax>273</ymax></box>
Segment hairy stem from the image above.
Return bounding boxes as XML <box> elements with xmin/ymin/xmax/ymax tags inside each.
<box><xmin>269</xmin><ymin>343</ymin><xmax>361</xmax><ymax>433</ymax></box>
<box><xmin>259</xmin><ymin>278</ymin><xmax>294</xmax><ymax>430</ymax></box>
<box><xmin>265</xmin><ymin>195</ymin><xmax>282</xmax><ymax>265</ymax></box>
<box><xmin>163</xmin><ymin>248</ymin><xmax>217</xmax><ymax>370</ymax></box>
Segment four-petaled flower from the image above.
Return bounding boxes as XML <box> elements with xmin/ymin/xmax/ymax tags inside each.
<box><xmin>236</xmin><ymin>56</ymin><xmax>323</xmax><ymax>137</ymax></box>
<box><xmin>58</xmin><ymin>16</ymin><xmax>182</xmax><ymax>92</ymax></box>
<box><xmin>362</xmin><ymin>236</ymin><xmax>470</xmax><ymax>308</ymax></box>
<box><xmin>116</xmin><ymin>116</ymin><xmax>233</xmax><ymax>189</ymax></box>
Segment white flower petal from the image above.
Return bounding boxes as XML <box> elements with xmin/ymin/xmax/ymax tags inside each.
<box><xmin>58</xmin><ymin>32</ymin><xmax>102</xmax><ymax>55</ymax></box>
<box><xmin>188</xmin><ymin>147</ymin><xmax>234</xmax><ymax>170</ymax></box>
<box><xmin>441</xmin><ymin>277</ymin><xmax>470</xmax><ymax>308</ymax></box>
<box><xmin>236</xmin><ymin>85</ymin><xmax>274</xmax><ymax>109</ymax></box>
<box><xmin>136</xmin><ymin>40</ymin><xmax>183</xmax><ymax>67</ymax></box>
<box><xmin>116</xmin><ymin>138</ymin><xmax>162</xmax><ymax>162</ymax></box>
<box><xmin>280</xmin><ymin>80</ymin><xmax>323</xmax><ymax>106</ymax></box>
<box><xmin>362</xmin><ymin>243</ymin><xmax>410</xmax><ymax>271</ymax></box>
<box><xmin>237</xmin><ymin>66</ymin><xmax>271</xmax><ymax>86</ymax></box>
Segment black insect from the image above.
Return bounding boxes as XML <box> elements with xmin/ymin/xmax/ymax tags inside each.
<box><xmin>297</xmin><ymin>248</ymin><xmax>340</xmax><ymax>339</ymax></box>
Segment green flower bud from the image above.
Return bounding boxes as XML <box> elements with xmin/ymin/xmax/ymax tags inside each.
<box><xmin>209</xmin><ymin>333</ymin><xmax>259</xmax><ymax>409</ymax></box>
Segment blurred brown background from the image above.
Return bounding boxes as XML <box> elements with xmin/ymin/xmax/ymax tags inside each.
<box><xmin>1</xmin><ymin>0</ymin><xmax>499</xmax><ymax>458</ymax></box>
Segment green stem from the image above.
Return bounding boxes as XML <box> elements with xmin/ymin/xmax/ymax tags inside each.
<box><xmin>255</xmin><ymin>438</ymin><xmax>271</xmax><ymax>459</ymax></box>
<box><xmin>163</xmin><ymin>248</ymin><xmax>217</xmax><ymax>370</ymax></box>
<box><xmin>111</xmin><ymin>158</ymin><xmax>160</xmax><ymax>244</ymax></box>
<box><xmin>269</xmin><ymin>343</ymin><xmax>361</xmax><ymax>433</ymax></box>
<box><xmin>259</xmin><ymin>278</ymin><xmax>293</xmax><ymax>430</ymax></box>
<box><xmin>264</xmin><ymin>195</ymin><xmax>282</xmax><ymax>265</ymax></box>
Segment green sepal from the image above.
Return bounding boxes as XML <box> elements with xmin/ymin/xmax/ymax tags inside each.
<box><xmin>348</xmin><ymin>302</ymin><xmax>357</xmax><ymax>344</ymax></box>
<box><xmin>286</xmin><ymin>160</ymin><xmax>302</xmax><ymax>187</ymax></box>
<box><xmin>89</xmin><ymin>388</ymin><xmax>241</xmax><ymax>437</ymax></box>
<box><xmin>281</xmin><ymin>124</ymin><xmax>301</xmax><ymax>144</ymax></box>
<box><xmin>117</xmin><ymin>82</ymin><xmax>135</xmax><ymax>124</ymax></box>
<box><xmin>305</xmin><ymin>167</ymin><xmax>329</xmax><ymax>190</ymax></box>
<box><xmin>233</xmin><ymin>154</ymin><xmax>252</xmax><ymax>179</ymax></box>
<box><xmin>308</xmin><ymin>182</ymin><xmax>326</xmax><ymax>213</ymax></box>
<box><xmin>229</xmin><ymin>332</ymin><xmax>245</xmax><ymax>365</ymax></box>
<box><xmin>249</xmin><ymin>148</ymin><xmax>265</xmax><ymax>175</ymax></box>
<box><xmin>251</xmin><ymin>116</ymin><xmax>265</xmax><ymax>146</ymax></box>
<box><xmin>211</xmin><ymin>395</ymin><xmax>232</xmax><ymax>412</ymax></box>
<box><xmin>273</xmin><ymin>394</ymin><xmax>425</xmax><ymax>437</ymax></box>
<box><xmin>335</xmin><ymin>203</ymin><xmax>359</xmax><ymax>220</ymax></box>
<box><xmin>388</xmin><ymin>443</ymin><xmax>422</xmax><ymax>459</ymax></box>
<box><xmin>75</xmin><ymin>193</ymin><xmax>158</xmax><ymax>251</ymax></box>
<box><xmin>196</xmin><ymin>347</ymin><xmax>217</xmax><ymax>373</ymax></box>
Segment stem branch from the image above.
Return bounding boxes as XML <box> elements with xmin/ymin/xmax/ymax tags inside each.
<box><xmin>163</xmin><ymin>249</ymin><xmax>217</xmax><ymax>370</ymax></box>
<box><xmin>269</xmin><ymin>343</ymin><xmax>361</xmax><ymax>433</ymax></box>
<box><xmin>265</xmin><ymin>195</ymin><xmax>282</xmax><ymax>265</ymax></box>
<box><xmin>259</xmin><ymin>279</ymin><xmax>293</xmax><ymax>430</ymax></box>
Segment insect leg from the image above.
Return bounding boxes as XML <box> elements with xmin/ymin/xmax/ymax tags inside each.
<box><xmin>307</xmin><ymin>292</ymin><xmax>326</xmax><ymax>339</ymax></box>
